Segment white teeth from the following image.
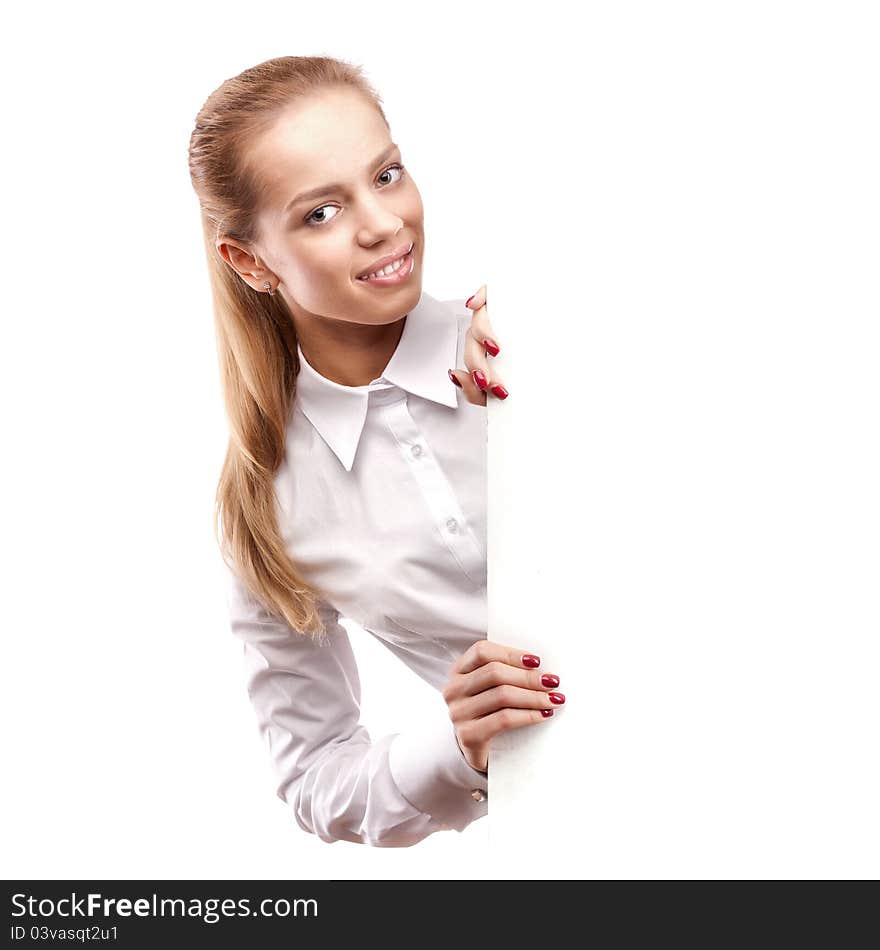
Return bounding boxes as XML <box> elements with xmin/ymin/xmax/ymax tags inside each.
<box><xmin>363</xmin><ymin>251</ymin><xmax>408</xmax><ymax>280</ymax></box>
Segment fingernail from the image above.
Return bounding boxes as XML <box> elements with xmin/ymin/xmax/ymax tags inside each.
<box><xmin>465</xmin><ymin>294</ymin><xmax>476</xmax><ymax>308</ymax></box>
<box><xmin>541</xmin><ymin>709</ymin><xmax>554</xmax><ymax>718</ymax></box>
<box><xmin>522</xmin><ymin>654</ymin><xmax>541</xmax><ymax>668</ymax></box>
<box><xmin>482</xmin><ymin>338</ymin><xmax>500</xmax><ymax>356</ymax></box>
<box><xmin>548</xmin><ymin>692</ymin><xmax>565</xmax><ymax>705</ymax></box>
<box><xmin>541</xmin><ymin>674</ymin><xmax>560</xmax><ymax>688</ymax></box>
<box><xmin>490</xmin><ymin>384</ymin><xmax>508</xmax><ymax>399</ymax></box>
<box><xmin>472</xmin><ymin>370</ymin><xmax>488</xmax><ymax>391</ymax></box>
<box><xmin>448</xmin><ymin>369</ymin><xmax>462</xmax><ymax>388</ymax></box>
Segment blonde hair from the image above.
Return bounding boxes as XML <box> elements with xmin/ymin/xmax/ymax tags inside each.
<box><xmin>187</xmin><ymin>55</ymin><xmax>389</xmax><ymax>639</ymax></box>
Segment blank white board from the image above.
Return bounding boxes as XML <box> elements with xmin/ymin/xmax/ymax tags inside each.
<box><xmin>482</xmin><ymin>4</ymin><xmax>880</xmax><ymax>878</ymax></box>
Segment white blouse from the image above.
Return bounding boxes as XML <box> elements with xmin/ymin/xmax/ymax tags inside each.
<box><xmin>222</xmin><ymin>290</ymin><xmax>490</xmax><ymax>847</ymax></box>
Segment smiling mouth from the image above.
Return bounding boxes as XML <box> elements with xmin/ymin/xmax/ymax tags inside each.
<box><xmin>356</xmin><ymin>244</ymin><xmax>414</xmax><ymax>281</ymax></box>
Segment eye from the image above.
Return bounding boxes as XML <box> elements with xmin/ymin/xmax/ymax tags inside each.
<box><xmin>305</xmin><ymin>205</ymin><xmax>340</xmax><ymax>226</ymax></box>
<box><xmin>304</xmin><ymin>163</ymin><xmax>406</xmax><ymax>227</ymax></box>
<box><xmin>377</xmin><ymin>163</ymin><xmax>405</xmax><ymax>186</ymax></box>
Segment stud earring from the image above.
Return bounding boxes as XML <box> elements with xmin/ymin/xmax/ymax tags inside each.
<box><xmin>263</xmin><ymin>280</ymin><xmax>276</xmax><ymax>296</ymax></box>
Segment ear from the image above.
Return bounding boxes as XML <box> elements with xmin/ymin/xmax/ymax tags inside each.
<box><xmin>216</xmin><ymin>238</ymin><xmax>274</xmax><ymax>292</ymax></box>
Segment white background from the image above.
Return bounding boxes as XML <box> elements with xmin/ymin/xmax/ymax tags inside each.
<box><xmin>2</xmin><ymin>1</ymin><xmax>877</xmax><ymax>880</ymax></box>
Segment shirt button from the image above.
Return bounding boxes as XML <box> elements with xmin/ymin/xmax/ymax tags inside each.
<box><xmin>470</xmin><ymin>788</ymin><xmax>487</xmax><ymax>803</ymax></box>
<box><xmin>410</xmin><ymin>444</ymin><xmax>423</xmax><ymax>458</ymax></box>
<box><xmin>446</xmin><ymin>518</ymin><xmax>458</xmax><ymax>533</ymax></box>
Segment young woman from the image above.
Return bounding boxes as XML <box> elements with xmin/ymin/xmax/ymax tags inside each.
<box><xmin>188</xmin><ymin>55</ymin><xmax>565</xmax><ymax>847</ymax></box>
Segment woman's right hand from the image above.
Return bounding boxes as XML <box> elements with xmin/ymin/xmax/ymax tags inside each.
<box><xmin>441</xmin><ymin>639</ymin><xmax>564</xmax><ymax>773</ymax></box>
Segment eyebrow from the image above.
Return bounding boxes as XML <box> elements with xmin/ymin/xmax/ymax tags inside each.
<box><xmin>284</xmin><ymin>143</ymin><xmax>401</xmax><ymax>213</ymax></box>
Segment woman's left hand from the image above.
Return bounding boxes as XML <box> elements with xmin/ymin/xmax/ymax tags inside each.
<box><xmin>448</xmin><ymin>284</ymin><xmax>509</xmax><ymax>406</ymax></box>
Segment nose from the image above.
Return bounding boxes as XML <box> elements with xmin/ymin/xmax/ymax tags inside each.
<box><xmin>357</xmin><ymin>190</ymin><xmax>404</xmax><ymax>244</ymax></box>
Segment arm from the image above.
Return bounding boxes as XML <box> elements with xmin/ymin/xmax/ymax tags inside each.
<box><xmin>223</xmin><ymin>564</ymin><xmax>489</xmax><ymax>847</ymax></box>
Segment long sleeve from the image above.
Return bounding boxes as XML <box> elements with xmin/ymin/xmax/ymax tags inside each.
<box><xmin>224</xmin><ymin>564</ymin><xmax>489</xmax><ymax>847</ymax></box>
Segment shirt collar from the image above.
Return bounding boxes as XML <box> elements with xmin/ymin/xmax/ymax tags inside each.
<box><xmin>294</xmin><ymin>290</ymin><xmax>460</xmax><ymax>472</ymax></box>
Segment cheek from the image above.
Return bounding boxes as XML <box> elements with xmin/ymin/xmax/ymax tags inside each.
<box><xmin>293</xmin><ymin>239</ymin><xmax>349</xmax><ymax>279</ymax></box>
<box><xmin>406</xmin><ymin>185</ymin><xmax>425</xmax><ymax>221</ymax></box>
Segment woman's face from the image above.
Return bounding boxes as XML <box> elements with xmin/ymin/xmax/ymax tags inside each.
<box><xmin>239</xmin><ymin>86</ymin><xmax>425</xmax><ymax>327</ymax></box>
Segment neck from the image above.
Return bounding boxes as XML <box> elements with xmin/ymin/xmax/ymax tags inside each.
<box><xmin>293</xmin><ymin>311</ymin><xmax>407</xmax><ymax>387</ymax></box>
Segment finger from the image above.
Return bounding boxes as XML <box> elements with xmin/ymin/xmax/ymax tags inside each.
<box><xmin>458</xmin><ymin>707</ymin><xmax>554</xmax><ymax>748</ymax></box>
<box><xmin>466</xmin><ymin>293</ymin><xmax>500</xmax><ymax>358</ymax></box>
<box><xmin>465</xmin><ymin>660</ymin><xmax>560</xmax><ymax>697</ymax></box>
<box><xmin>444</xmin><ymin>660</ymin><xmax>559</xmax><ymax>703</ymax></box>
<box><xmin>464</xmin><ymin>284</ymin><xmax>487</xmax><ymax>312</ymax></box>
<box><xmin>463</xmin><ymin>328</ymin><xmax>491</xmax><ymax>385</ymax></box>
<box><xmin>453</xmin><ymin>684</ymin><xmax>565</xmax><ymax>723</ymax></box>
<box><xmin>448</xmin><ymin>366</ymin><xmax>487</xmax><ymax>407</ymax></box>
<box><xmin>464</xmin><ymin>329</ymin><xmax>507</xmax><ymax>400</ymax></box>
<box><xmin>450</xmin><ymin>639</ymin><xmax>542</xmax><ymax>676</ymax></box>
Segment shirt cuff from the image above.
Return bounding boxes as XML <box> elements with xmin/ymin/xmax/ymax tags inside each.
<box><xmin>388</xmin><ymin>717</ymin><xmax>489</xmax><ymax>832</ymax></box>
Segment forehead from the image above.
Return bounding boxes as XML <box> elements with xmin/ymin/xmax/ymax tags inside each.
<box><xmin>250</xmin><ymin>87</ymin><xmax>391</xmax><ymax>205</ymax></box>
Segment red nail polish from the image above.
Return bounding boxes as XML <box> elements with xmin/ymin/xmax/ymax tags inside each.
<box><xmin>541</xmin><ymin>709</ymin><xmax>554</xmax><ymax>718</ymax></box>
<box><xmin>448</xmin><ymin>369</ymin><xmax>462</xmax><ymax>388</ymax></box>
<box><xmin>472</xmin><ymin>370</ymin><xmax>488</xmax><ymax>391</ymax></box>
<box><xmin>548</xmin><ymin>692</ymin><xmax>565</xmax><ymax>705</ymax></box>
<box><xmin>541</xmin><ymin>674</ymin><xmax>559</xmax><ymax>688</ymax></box>
<box><xmin>465</xmin><ymin>294</ymin><xmax>476</xmax><ymax>308</ymax></box>
<box><xmin>482</xmin><ymin>338</ymin><xmax>500</xmax><ymax>356</ymax></box>
<box><xmin>490</xmin><ymin>384</ymin><xmax>508</xmax><ymax>399</ymax></box>
<box><xmin>522</xmin><ymin>654</ymin><xmax>540</xmax><ymax>668</ymax></box>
